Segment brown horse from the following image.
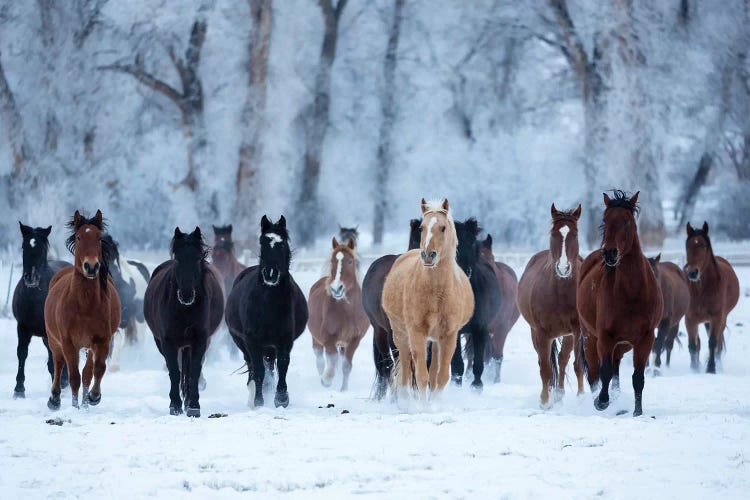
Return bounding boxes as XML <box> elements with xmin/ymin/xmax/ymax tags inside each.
<box><xmin>517</xmin><ymin>204</ymin><xmax>584</xmax><ymax>407</ymax></box>
<box><xmin>684</xmin><ymin>222</ymin><xmax>739</xmax><ymax>373</ymax></box>
<box><xmin>212</xmin><ymin>224</ymin><xmax>246</xmax><ymax>294</ymax></box>
<box><xmin>45</xmin><ymin>210</ymin><xmax>121</xmax><ymax>410</ymax></box>
<box><xmin>578</xmin><ymin>191</ymin><xmax>663</xmax><ymax>416</ymax></box>
<box><xmin>476</xmin><ymin>234</ymin><xmax>520</xmax><ymax>382</ymax></box>
<box><xmin>647</xmin><ymin>254</ymin><xmax>690</xmax><ymax>369</ymax></box>
<box><xmin>382</xmin><ymin>199</ymin><xmax>474</xmax><ymax>399</ymax></box>
<box><xmin>308</xmin><ymin>237</ymin><xmax>369</xmax><ymax>390</ymax></box>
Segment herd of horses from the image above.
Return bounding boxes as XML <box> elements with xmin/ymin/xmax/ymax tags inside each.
<box><xmin>8</xmin><ymin>190</ymin><xmax>740</xmax><ymax>417</ymax></box>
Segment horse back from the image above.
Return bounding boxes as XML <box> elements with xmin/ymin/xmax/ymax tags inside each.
<box><xmin>716</xmin><ymin>256</ymin><xmax>740</xmax><ymax>312</ymax></box>
<box><xmin>361</xmin><ymin>254</ymin><xmax>398</xmax><ymax>331</ymax></box>
<box><xmin>492</xmin><ymin>261</ymin><xmax>520</xmax><ymax>329</ymax></box>
<box><xmin>659</xmin><ymin>261</ymin><xmax>689</xmax><ymax>324</ymax></box>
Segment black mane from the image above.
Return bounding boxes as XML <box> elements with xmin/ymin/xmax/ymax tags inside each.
<box><xmin>213</xmin><ymin>224</ymin><xmax>233</xmax><ymax>236</ymax></box>
<box><xmin>171</xmin><ymin>231</ymin><xmax>210</xmax><ymax>262</ymax></box>
<box><xmin>605</xmin><ymin>189</ymin><xmax>640</xmax><ymax>214</ymax></box>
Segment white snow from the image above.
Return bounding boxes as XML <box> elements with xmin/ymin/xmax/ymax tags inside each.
<box><xmin>0</xmin><ymin>257</ymin><xmax>749</xmax><ymax>498</ymax></box>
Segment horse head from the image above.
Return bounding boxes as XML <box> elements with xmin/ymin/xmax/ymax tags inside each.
<box><xmin>19</xmin><ymin>222</ymin><xmax>51</xmax><ymax>288</ymax></box>
<box><xmin>601</xmin><ymin>190</ymin><xmax>640</xmax><ymax>268</ymax></box>
<box><xmin>171</xmin><ymin>226</ymin><xmax>208</xmax><ymax>306</ymax></box>
<box><xmin>259</xmin><ymin>215</ymin><xmax>291</xmax><ymax>287</ymax></box>
<box><xmin>550</xmin><ymin>203</ymin><xmax>581</xmax><ymax>278</ymax></box>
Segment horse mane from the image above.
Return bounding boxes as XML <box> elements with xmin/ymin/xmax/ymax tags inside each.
<box><xmin>604</xmin><ymin>189</ymin><xmax>640</xmax><ymax>215</ymax></box>
<box><xmin>171</xmin><ymin>232</ymin><xmax>210</xmax><ymax>262</ymax></box>
<box><xmin>65</xmin><ymin>213</ymin><xmax>112</xmax><ymax>289</ymax></box>
<box><xmin>102</xmin><ymin>234</ymin><xmax>121</xmax><ymax>266</ymax></box>
<box><xmin>422</xmin><ymin>200</ymin><xmax>453</xmax><ymax>222</ymax></box>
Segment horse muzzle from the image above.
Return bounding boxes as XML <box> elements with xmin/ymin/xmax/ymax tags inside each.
<box><xmin>602</xmin><ymin>248</ymin><xmax>619</xmax><ymax>268</ymax></box>
<box><xmin>686</xmin><ymin>268</ymin><xmax>700</xmax><ymax>282</ymax></box>
<box><xmin>82</xmin><ymin>261</ymin><xmax>100</xmax><ymax>280</ymax></box>
<box><xmin>23</xmin><ymin>268</ymin><xmax>40</xmax><ymax>288</ymax></box>
<box><xmin>330</xmin><ymin>283</ymin><xmax>345</xmax><ymax>300</ymax></box>
<box><xmin>177</xmin><ymin>288</ymin><xmax>196</xmax><ymax>306</ymax></box>
<box><xmin>555</xmin><ymin>262</ymin><xmax>572</xmax><ymax>278</ymax></box>
<box><xmin>262</xmin><ymin>267</ymin><xmax>281</xmax><ymax>287</ymax></box>
<box><xmin>420</xmin><ymin>250</ymin><xmax>438</xmax><ymax>268</ymax></box>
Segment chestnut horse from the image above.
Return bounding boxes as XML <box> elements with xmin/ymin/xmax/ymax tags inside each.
<box><xmin>212</xmin><ymin>224</ymin><xmax>246</xmax><ymax>294</ymax></box>
<box><xmin>517</xmin><ymin>204</ymin><xmax>584</xmax><ymax>407</ymax></box>
<box><xmin>684</xmin><ymin>222</ymin><xmax>739</xmax><ymax>373</ymax></box>
<box><xmin>45</xmin><ymin>210</ymin><xmax>121</xmax><ymax>410</ymax></box>
<box><xmin>578</xmin><ymin>191</ymin><xmax>662</xmax><ymax>416</ymax></box>
<box><xmin>647</xmin><ymin>254</ymin><xmax>690</xmax><ymax>369</ymax></box>
<box><xmin>362</xmin><ymin>219</ymin><xmax>421</xmax><ymax>400</ymax></box>
<box><xmin>382</xmin><ymin>199</ymin><xmax>474</xmax><ymax>399</ymax></box>
<box><xmin>309</xmin><ymin>237</ymin><xmax>369</xmax><ymax>390</ymax></box>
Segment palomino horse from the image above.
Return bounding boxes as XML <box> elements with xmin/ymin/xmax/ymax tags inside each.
<box><xmin>145</xmin><ymin>227</ymin><xmax>224</xmax><ymax>417</ymax></box>
<box><xmin>45</xmin><ymin>210</ymin><xmax>121</xmax><ymax>410</ymax></box>
<box><xmin>647</xmin><ymin>254</ymin><xmax>690</xmax><ymax>369</ymax></box>
<box><xmin>466</xmin><ymin>234</ymin><xmax>520</xmax><ymax>383</ymax></box>
<box><xmin>578</xmin><ymin>191</ymin><xmax>663</xmax><ymax>416</ymax></box>
<box><xmin>212</xmin><ymin>224</ymin><xmax>246</xmax><ymax>294</ymax></box>
<box><xmin>226</xmin><ymin>215</ymin><xmax>308</xmax><ymax>408</ymax></box>
<box><xmin>382</xmin><ymin>199</ymin><xmax>474</xmax><ymax>399</ymax></box>
<box><xmin>309</xmin><ymin>237</ymin><xmax>369</xmax><ymax>390</ymax></box>
<box><xmin>452</xmin><ymin>218</ymin><xmax>502</xmax><ymax>391</ymax></box>
<box><xmin>517</xmin><ymin>204</ymin><xmax>584</xmax><ymax>407</ymax></box>
<box><xmin>12</xmin><ymin>223</ymin><xmax>69</xmax><ymax>397</ymax></box>
<box><xmin>684</xmin><ymin>222</ymin><xmax>739</xmax><ymax>373</ymax></box>
<box><xmin>362</xmin><ymin>219</ymin><xmax>421</xmax><ymax>400</ymax></box>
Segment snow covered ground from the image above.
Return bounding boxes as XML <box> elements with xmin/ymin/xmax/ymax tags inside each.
<box><xmin>0</xmin><ymin>251</ymin><xmax>749</xmax><ymax>499</ymax></box>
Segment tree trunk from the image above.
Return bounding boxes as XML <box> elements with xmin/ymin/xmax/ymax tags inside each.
<box><xmin>236</xmin><ymin>0</ymin><xmax>273</xmax><ymax>245</ymax></box>
<box><xmin>296</xmin><ymin>0</ymin><xmax>348</xmax><ymax>247</ymax></box>
<box><xmin>372</xmin><ymin>0</ymin><xmax>405</xmax><ymax>245</ymax></box>
<box><xmin>0</xmin><ymin>52</ymin><xmax>32</xmax><ymax>181</ymax></box>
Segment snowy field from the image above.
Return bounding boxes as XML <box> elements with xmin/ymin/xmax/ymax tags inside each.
<box><xmin>0</xmin><ymin>251</ymin><xmax>749</xmax><ymax>499</ymax></box>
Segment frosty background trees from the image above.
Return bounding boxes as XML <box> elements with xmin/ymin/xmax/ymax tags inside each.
<box><xmin>0</xmin><ymin>0</ymin><xmax>748</xmax><ymax>251</ymax></box>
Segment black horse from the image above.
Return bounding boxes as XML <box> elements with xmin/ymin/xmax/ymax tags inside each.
<box><xmin>102</xmin><ymin>234</ymin><xmax>137</xmax><ymax>331</ymax></box>
<box><xmin>338</xmin><ymin>225</ymin><xmax>359</xmax><ymax>246</ymax></box>
<box><xmin>11</xmin><ymin>223</ymin><xmax>70</xmax><ymax>397</ymax></box>
<box><xmin>225</xmin><ymin>215</ymin><xmax>308</xmax><ymax>408</ymax></box>
<box><xmin>144</xmin><ymin>227</ymin><xmax>224</xmax><ymax>417</ymax></box>
<box><xmin>362</xmin><ymin>218</ymin><xmax>421</xmax><ymax>400</ymax></box>
<box><xmin>451</xmin><ymin>218</ymin><xmax>502</xmax><ymax>391</ymax></box>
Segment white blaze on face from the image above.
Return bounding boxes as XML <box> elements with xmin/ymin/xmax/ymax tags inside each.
<box><xmin>558</xmin><ymin>225</ymin><xmax>570</xmax><ymax>269</ymax></box>
<box><xmin>85</xmin><ymin>228</ymin><xmax>91</xmax><ymax>233</ymax></box>
<box><xmin>265</xmin><ymin>232</ymin><xmax>282</xmax><ymax>248</ymax></box>
<box><xmin>330</xmin><ymin>251</ymin><xmax>344</xmax><ymax>293</ymax></box>
<box><xmin>424</xmin><ymin>216</ymin><xmax>438</xmax><ymax>248</ymax></box>
<box><xmin>29</xmin><ymin>238</ymin><xmax>36</xmax><ymax>248</ymax></box>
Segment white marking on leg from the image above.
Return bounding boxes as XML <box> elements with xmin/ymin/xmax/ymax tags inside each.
<box><xmin>265</xmin><ymin>233</ymin><xmax>282</xmax><ymax>247</ymax></box>
<box><xmin>247</xmin><ymin>380</ymin><xmax>256</xmax><ymax>407</ymax></box>
<box><xmin>424</xmin><ymin>216</ymin><xmax>437</xmax><ymax>247</ymax></box>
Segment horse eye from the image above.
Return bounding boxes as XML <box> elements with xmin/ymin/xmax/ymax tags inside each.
<box><xmin>624</xmin><ymin>220</ymin><xmax>630</xmax><ymax>227</ymax></box>
<box><xmin>441</xmin><ymin>226</ymin><xmax>446</xmax><ymax>232</ymax></box>
<box><xmin>418</xmin><ymin>227</ymin><xmax>423</xmax><ymax>232</ymax></box>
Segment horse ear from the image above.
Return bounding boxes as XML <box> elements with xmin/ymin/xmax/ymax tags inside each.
<box><xmin>551</xmin><ymin>203</ymin><xmax>558</xmax><ymax>217</ymax></box>
<box><xmin>93</xmin><ymin>210</ymin><xmax>103</xmax><ymax>227</ymax></box>
<box><xmin>573</xmin><ymin>204</ymin><xmax>582</xmax><ymax>220</ymax></box>
<box><xmin>212</xmin><ymin>225</ymin><xmax>218</xmax><ymax>233</ymax></box>
<box><xmin>332</xmin><ymin>236</ymin><xmax>338</xmax><ymax>248</ymax></box>
<box><xmin>43</xmin><ymin>226</ymin><xmax>52</xmax><ymax>237</ymax></box>
<box><xmin>19</xmin><ymin>222</ymin><xmax>31</xmax><ymax>237</ymax></box>
<box><xmin>73</xmin><ymin>210</ymin><xmax>83</xmax><ymax>227</ymax></box>
<box><xmin>228</xmin><ymin>224</ymin><xmax>233</xmax><ymax>233</ymax></box>
<box><xmin>421</xmin><ymin>198</ymin><xmax>428</xmax><ymax>214</ymax></box>
<box><xmin>654</xmin><ymin>253</ymin><xmax>661</xmax><ymax>264</ymax></box>
<box><xmin>603</xmin><ymin>193</ymin><xmax>612</xmax><ymax>206</ymax></box>
<box><xmin>261</xmin><ymin>215</ymin><xmax>271</xmax><ymax>232</ymax></box>
<box><xmin>193</xmin><ymin>226</ymin><xmax>201</xmax><ymax>239</ymax></box>
<box><xmin>174</xmin><ymin>226</ymin><xmax>183</xmax><ymax>238</ymax></box>
<box><xmin>347</xmin><ymin>237</ymin><xmax>355</xmax><ymax>250</ymax></box>
<box><xmin>482</xmin><ymin>234</ymin><xmax>493</xmax><ymax>250</ymax></box>
<box><xmin>442</xmin><ymin>199</ymin><xmax>450</xmax><ymax>212</ymax></box>
<box><xmin>278</xmin><ymin>215</ymin><xmax>287</xmax><ymax>229</ymax></box>
<box><xmin>630</xmin><ymin>191</ymin><xmax>640</xmax><ymax>205</ymax></box>
<box><xmin>702</xmin><ymin>221</ymin><xmax>709</xmax><ymax>234</ymax></box>
<box><xmin>686</xmin><ymin>222</ymin><xmax>695</xmax><ymax>237</ymax></box>
<box><xmin>354</xmin><ymin>224</ymin><xmax>359</xmax><ymax>230</ymax></box>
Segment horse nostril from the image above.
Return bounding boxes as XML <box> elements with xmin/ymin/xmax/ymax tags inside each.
<box><xmin>83</xmin><ymin>262</ymin><xmax>90</xmax><ymax>272</ymax></box>
<box><xmin>420</xmin><ymin>251</ymin><xmax>427</xmax><ymax>260</ymax></box>
<box><xmin>430</xmin><ymin>251</ymin><xmax>437</xmax><ymax>259</ymax></box>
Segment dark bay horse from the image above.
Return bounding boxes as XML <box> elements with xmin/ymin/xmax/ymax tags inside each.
<box><xmin>45</xmin><ymin>210</ymin><xmax>121</xmax><ymax>410</ymax></box>
<box><xmin>578</xmin><ymin>191</ymin><xmax>663</xmax><ymax>416</ymax></box>
<box><xmin>145</xmin><ymin>227</ymin><xmax>224</xmax><ymax>417</ymax></box>
<box><xmin>225</xmin><ymin>215</ymin><xmax>308</xmax><ymax>408</ymax></box>
<box><xmin>12</xmin><ymin>223</ymin><xmax>69</xmax><ymax>398</ymax></box>
<box><xmin>451</xmin><ymin>218</ymin><xmax>502</xmax><ymax>391</ymax></box>
<box><xmin>647</xmin><ymin>254</ymin><xmax>690</xmax><ymax>369</ymax></box>
<box><xmin>517</xmin><ymin>204</ymin><xmax>584</xmax><ymax>407</ymax></box>
<box><xmin>684</xmin><ymin>222</ymin><xmax>739</xmax><ymax>373</ymax></box>
<box><xmin>362</xmin><ymin>219</ymin><xmax>421</xmax><ymax>399</ymax></box>
<box><xmin>309</xmin><ymin>237</ymin><xmax>369</xmax><ymax>390</ymax></box>
<box><xmin>212</xmin><ymin>224</ymin><xmax>246</xmax><ymax>295</ymax></box>
<box><xmin>338</xmin><ymin>225</ymin><xmax>359</xmax><ymax>247</ymax></box>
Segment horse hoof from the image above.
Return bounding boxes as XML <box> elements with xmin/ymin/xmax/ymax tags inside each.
<box><xmin>253</xmin><ymin>396</ymin><xmax>264</xmax><ymax>408</ymax></box>
<box><xmin>594</xmin><ymin>396</ymin><xmax>609</xmax><ymax>411</ymax></box>
<box><xmin>470</xmin><ymin>381</ymin><xmax>483</xmax><ymax>393</ymax></box>
<box><xmin>13</xmin><ymin>390</ymin><xmax>25</xmax><ymax>399</ymax></box>
<box><xmin>88</xmin><ymin>392</ymin><xmax>101</xmax><ymax>406</ymax></box>
<box><xmin>71</xmin><ymin>397</ymin><xmax>79</xmax><ymax>409</ymax></box>
<box><xmin>633</xmin><ymin>409</ymin><xmax>643</xmax><ymax>417</ymax></box>
<box><xmin>186</xmin><ymin>407</ymin><xmax>200</xmax><ymax>418</ymax></box>
<box><xmin>47</xmin><ymin>396</ymin><xmax>61</xmax><ymax>411</ymax></box>
<box><xmin>452</xmin><ymin>376</ymin><xmax>463</xmax><ymax>387</ymax></box>
<box><xmin>706</xmin><ymin>364</ymin><xmax>716</xmax><ymax>374</ymax></box>
<box><xmin>320</xmin><ymin>377</ymin><xmax>333</xmax><ymax>388</ymax></box>
<box><xmin>169</xmin><ymin>406</ymin><xmax>183</xmax><ymax>416</ymax></box>
<box><xmin>274</xmin><ymin>391</ymin><xmax>289</xmax><ymax>408</ymax></box>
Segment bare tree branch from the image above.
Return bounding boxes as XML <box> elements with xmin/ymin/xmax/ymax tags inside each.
<box><xmin>98</xmin><ymin>62</ymin><xmax>186</xmax><ymax>113</ymax></box>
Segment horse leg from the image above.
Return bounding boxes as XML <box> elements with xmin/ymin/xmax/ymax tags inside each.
<box><xmin>665</xmin><ymin>325</ymin><xmax>678</xmax><ymax>368</ymax></box>
<box><xmin>686</xmin><ymin>317</ymin><xmax>701</xmax><ymax>371</ymax></box>
<box><xmin>428</xmin><ymin>341</ymin><xmax>439</xmax><ymax>390</ymax></box>
<box><xmin>42</xmin><ymin>336</ymin><xmax>68</xmax><ymax>389</ymax></box>
<box><xmin>490</xmin><ymin>330</ymin><xmax>508</xmax><ymax>384</ymax></box>
<box><xmin>186</xmin><ymin>339</ymin><xmax>207</xmax><ymax>417</ymax></box>
<box><xmin>653</xmin><ymin>320</ymin><xmax>668</xmax><ymax>369</ymax></box>
<box><xmin>435</xmin><ymin>333</ymin><xmax>459</xmax><ymax>391</ymax></box>
<box><xmin>13</xmin><ymin>326</ymin><xmax>32</xmax><ymax>398</ymax></box>
<box><xmin>162</xmin><ymin>342</ymin><xmax>182</xmax><ymax>415</ymax></box>
<box><xmin>274</xmin><ymin>340</ymin><xmax>293</xmax><ymax>408</ymax></box>
<box><xmin>247</xmin><ymin>341</ymin><xmax>265</xmax><ymax>408</ymax></box>
<box><xmin>632</xmin><ymin>333</ymin><xmax>652</xmax><ymax>417</ymax></box>
<box><xmin>532</xmin><ymin>330</ymin><xmax>553</xmax><ymax>408</ymax></box>
<box><xmin>470</xmin><ymin>328</ymin><xmax>488</xmax><ymax>392</ymax></box>
<box><xmin>611</xmin><ymin>344</ymin><xmax>628</xmax><ymax>393</ymax></box>
<box><xmin>47</xmin><ymin>342</ymin><xmax>65</xmax><ymax>411</ymax></box>
<box><xmin>88</xmin><ymin>338</ymin><xmax>110</xmax><ymax>406</ymax></box>
<box><xmin>410</xmin><ymin>335</ymin><xmax>429</xmax><ymax>400</ymax></box>
<box><xmin>341</xmin><ymin>336</ymin><xmax>361</xmax><ymax>392</ymax></box>
<box><xmin>110</xmin><ymin>330</ymin><xmax>125</xmax><ymax>372</ymax></box>
<box><xmin>581</xmin><ymin>328</ymin><xmax>600</xmax><ymax>391</ymax></box>
<box><xmin>707</xmin><ymin>318</ymin><xmax>725</xmax><ymax>374</ymax></box>
<box><xmin>62</xmin><ymin>340</ymin><xmax>81</xmax><ymax>409</ymax></box>
<box><xmin>572</xmin><ymin>331</ymin><xmax>585</xmax><ymax>395</ymax></box>
<box><xmin>558</xmin><ymin>334</ymin><xmax>575</xmax><ymax>396</ymax></box>
<box><xmin>594</xmin><ymin>337</ymin><xmax>615</xmax><ymax>411</ymax></box>
<box><xmin>321</xmin><ymin>343</ymin><xmax>338</xmax><ymax>388</ymax></box>
<box><xmin>312</xmin><ymin>337</ymin><xmax>325</xmax><ymax>378</ymax></box>
<box><xmin>450</xmin><ymin>333</ymin><xmax>464</xmax><ymax>386</ymax></box>
<box><xmin>373</xmin><ymin>326</ymin><xmax>392</xmax><ymax>400</ymax></box>
<box><xmin>81</xmin><ymin>349</ymin><xmax>94</xmax><ymax>407</ymax></box>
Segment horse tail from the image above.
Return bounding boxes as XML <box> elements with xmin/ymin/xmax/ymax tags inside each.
<box><xmin>578</xmin><ymin>334</ymin><xmax>589</xmax><ymax>383</ymax></box>
<box><xmin>550</xmin><ymin>338</ymin><xmax>559</xmax><ymax>390</ymax></box>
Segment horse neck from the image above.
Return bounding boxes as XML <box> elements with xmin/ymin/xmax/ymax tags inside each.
<box><xmin>612</xmin><ymin>239</ymin><xmax>648</xmax><ymax>295</ymax></box>
<box><xmin>703</xmin><ymin>247</ymin><xmax>721</xmax><ymax>283</ymax></box>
